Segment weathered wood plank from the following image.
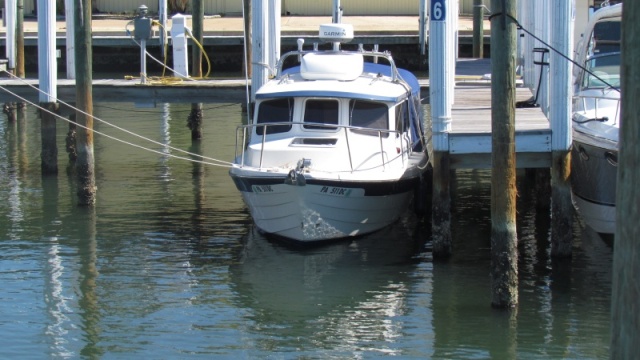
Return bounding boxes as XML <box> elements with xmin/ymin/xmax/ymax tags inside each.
<box><xmin>447</xmin><ymin>84</ymin><xmax>551</xmax><ymax>167</ymax></box>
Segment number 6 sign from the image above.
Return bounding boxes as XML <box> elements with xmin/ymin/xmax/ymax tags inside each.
<box><xmin>431</xmin><ymin>0</ymin><xmax>446</xmax><ymax>21</ymax></box>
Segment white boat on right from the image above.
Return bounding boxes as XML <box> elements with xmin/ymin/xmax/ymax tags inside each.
<box><xmin>571</xmin><ymin>3</ymin><xmax>622</xmax><ymax>234</ymax></box>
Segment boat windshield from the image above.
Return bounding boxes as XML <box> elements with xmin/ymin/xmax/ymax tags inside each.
<box><xmin>349</xmin><ymin>100</ymin><xmax>389</xmax><ymax>137</ymax></box>
<box><xmin>256</xmin><ymin>98</ymin><xmax>293</xmax><ymax>135</ymax></box>
<box><xmin>582</xmin><ymin>52</ymin><xmax>620</xmax><ymax>89</ymax></box>
<box><xmin>303</xmin><ymin>99</ymin><xmax>339</xmax><ymax>130</ymax></box>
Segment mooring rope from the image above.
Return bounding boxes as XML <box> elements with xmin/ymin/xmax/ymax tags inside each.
<box><xmin>0</xmin><ymin>72</ymin><xmax>234</xmax><ymax>168</ymax></box>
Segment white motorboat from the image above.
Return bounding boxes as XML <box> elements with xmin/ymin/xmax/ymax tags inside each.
<box><xmin>571</xmin><ymin>3</ymin><xmax>621</xmax><ymax>234</ymax></box>
<box><xmin>229</xmin><ymin>23</ymin><xmax>429</xmax><ymax>243</ymax></box>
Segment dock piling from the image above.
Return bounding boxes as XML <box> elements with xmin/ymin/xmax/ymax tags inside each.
<box><xmin>190</xmin><ymin>0</ymin><xmax>204</xmax><ymax>140</ymax></box>
<box><xmin>429</xmin><ymin>0</ymin><xmax>454</xmax><ymax>258</ymax></box>
<box><xmin>490</xmin><ymin>0</ymin><xmax>518</xmax><ymax>309</ymax></box>
<box><xmin>37</xmin><ymin>0</ymin><xmax>58</xmax><ymax>175</ymax></box>
<box><xmin>549</xmin><ymin>0</ymin><xmax>574</xmax><ymax>257</ymax></box>
<box><xmin>74</xmin><ymin>0</ymin><xmax>96</xmax><ymax>205</ymax></box>
<box><xmin>611</xmin><ymin>2</ymin><xmax>640</xmax><ymax>355</ymax></box>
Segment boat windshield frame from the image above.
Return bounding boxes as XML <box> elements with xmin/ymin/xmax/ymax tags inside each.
<box><xmin>581</xmin><ymin>51</ymin><xmax>620</xmax><ymax>90</ymax></box>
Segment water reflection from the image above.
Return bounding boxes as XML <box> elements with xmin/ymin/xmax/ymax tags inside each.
<box><xmin>230</xmin><ymin>215</ymin><xmax>429</xmax><ymax>356</ymax></box>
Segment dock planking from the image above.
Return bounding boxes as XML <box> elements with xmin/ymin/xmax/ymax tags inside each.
<box><xmin>447</xmin><ymin>84</ymin><xmax>551</xmax><ymax>169</ymax></box>
<box><xmin>0</xmin><ymin>77</ymin><xmax>248</xmax><ymax>104</ymax></box>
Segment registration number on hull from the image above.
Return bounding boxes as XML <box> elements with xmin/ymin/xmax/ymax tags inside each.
<box><xmin>319</xmin><ymin>186</ymin><xmax>353</xmax><ymax>197</ymax></box>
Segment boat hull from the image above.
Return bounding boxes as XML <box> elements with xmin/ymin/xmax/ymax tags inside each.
<box><xmin>571</xmin><ymin>136</ymin><xmax>617</xmax><ymax>234</ymax></box>
<box><xmin>230</xmin><ymin>173</ymin><xmax>419</xmax><ymax>242</ymax></box>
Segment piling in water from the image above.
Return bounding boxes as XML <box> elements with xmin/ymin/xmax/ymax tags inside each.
<box><xmin>3</xmin><ymin>102</ymin><xmax>17</xmax><ymax>123</ymax></box>
<box><xmin>431</xmin><ymin>151</ymin><xmax>451</xmax><ymax>257</ymax></box>
<box><xmin>611</xmin><ymin>2</ymin><xmax>640</xmax><ymax>356</ymax></box>
<box><xmin>550</xmin><ymin>151</ymin><xmax>572</xmax><ymax>257</ymax></box>
<box><xmin>189</xmin><ymin>0</ymin><xmax>204</xmax><ymax>140</ymax></box>
<box><xmin>75</xmin><ymin>0</ymin><xmax>96</xmax><ymax>205</ymax></box>
<box><xmin>39</xmin><ymin>102</ymin><xmax>59</xmax><ymax>175</ymax></box>
<box><xmin>490</xmin><ymin>0</ymin><xmax>518</xmax><ymax>309</ymax></box>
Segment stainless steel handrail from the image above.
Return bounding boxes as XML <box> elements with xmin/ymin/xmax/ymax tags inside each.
<box><xmin>573</xmin><ymin>93</ymin><xmax>621</xmax><ymax>124</ymax></box>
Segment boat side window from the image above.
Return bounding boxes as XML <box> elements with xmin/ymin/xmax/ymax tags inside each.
<box><xmin>303</xmin><ymin>99</ymin><xmax>339</xmax><ymax>130</ymax></box>
<box><xmin>395</xmin><ymin>100</ymin><xmax>409</xmax><ymax>133</ymax></box>
<box><xmin>349</xmin><ymin>100</ymin><xmax>389</xmax><ymax>137</ymax></box>
<box><xmin>256</xmin><ymin>98</ymin><xmax>293</xmax><ymax>135</ymax></box>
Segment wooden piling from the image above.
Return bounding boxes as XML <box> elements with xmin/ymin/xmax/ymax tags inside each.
<box><xmin>611</xmin><ymin>1</ymin><xmax>640</xmax><ymax>355</ymax></box>
<box><xmin>74</xmin><ymin>0</ymin><xmax>96</xmax><ymax>205</ymax></box>
<box><xmin>431</xmin><ymin>151</ymin><xmax>451</xmax><ymax>257</ymax></box>
<box><xmin>40</xmin><ymin>103</ymin><xmax>59</xmax><ymax>174</ymax></box>
<box><xmin>429</xmin><ymin>0</ymin><xmax>454</xmax><ymax>258</ymax></box>
<box><xmin>490</xmin><ymin>0</ymin><xmax>518</xmax><ymax>309</ymax></box>
<box><xmin>189</xmin><ymin>0</ymin><xmax>204</xmax><ymax>140</ymax></box>
<box><xmin>550</xmin><ymin>151</ymin><xmax>572</xmax><ymax>256</ymax></box>
<box><xmin>472</xmin><ymin>0</ymin><xmax>484</xmax><ymax>58</ymax></box>
<box><xmin>3</xmin><ymin>102</ymin><xmax>17</xmax><ymax>122</ymax></box>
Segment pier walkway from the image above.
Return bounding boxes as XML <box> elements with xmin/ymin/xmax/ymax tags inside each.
<box><xmin>0</xmin><ymin>15</ymin><xmax>490</xmax><ymax>47</ymax></box>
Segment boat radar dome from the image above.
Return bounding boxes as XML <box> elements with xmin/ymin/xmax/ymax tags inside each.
<box><xmin>319</xmin><ymin>24</ymin><xmax>354</xmax><ymax>43</ymax></box>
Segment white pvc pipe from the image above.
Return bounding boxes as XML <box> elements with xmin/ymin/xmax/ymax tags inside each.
<box><xmin>65</xmin><ymin>0</ymin><xmax>75</xmax><ymax>79</ymax></box>
<box><xmin>37</xmin><ymin>0</ymin><xmax>56</xmax><ymax>102</ymax></box>
<box><xmin>5</xmin><ymin>0</ymin><xmax>16</xmax><ymax>70</ymax></box>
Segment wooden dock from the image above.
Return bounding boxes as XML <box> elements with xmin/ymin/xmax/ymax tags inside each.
<box><xmin>0</xmin><ymin>77</ymin><xmax>248</xmax><ymax>104</ymax></box>
<box><xmin>447</xmin><ymin>85</ymin><xmax>551</xmax><ymax>168</ymax></box>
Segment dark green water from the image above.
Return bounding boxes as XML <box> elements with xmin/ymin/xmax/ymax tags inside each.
<box><xmin>0</xmin><ymin>102</ymin><xmax>612</xmax><ymax>358</ymax></box>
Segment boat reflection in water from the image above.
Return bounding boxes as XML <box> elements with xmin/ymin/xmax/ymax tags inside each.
<box><xmin>229</xmin><ymin>213</ymin><xmax>429</xmax><ymax>355</ymax></box>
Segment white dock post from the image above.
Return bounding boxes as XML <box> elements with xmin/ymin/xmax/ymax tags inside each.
<box><xmin>65</xmin><ymin>0</ymin><xmax>75</xmax><ymax>79</ymax></box>
<box><xmin>170</xmin><ymin>14</ymin><xmax>189</xmax><ymax>78</ymax></box>
<box><xmin>251</xmin><ymin>0</ymin><xmax>270</xmax><ymax>102</ymax></box>
<box><xmin>549</xmin><ymin>0</ymin><xmax>574</xmax><ymax>258</ymax></box>
<box><xmin>429</xmin><ymin>0</ymin><xmax>454</xmax><ymax>258</ymax></box>
<box><xmin>5</xmin><ymin>0</ymin><xmax>16</xmax><ymax>71</ymax></box>
<box><xmin>268</xmin><ymin>0</ymin><xmax>281</xmax><ymax>69</ymax></box>
<box><xmin>38</xmin><ymin>0</ymin><xmax>57</xmax><ymax>103</ymax></box>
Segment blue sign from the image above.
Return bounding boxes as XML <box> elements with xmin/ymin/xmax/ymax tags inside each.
<box><xmin>431</xmin><ymin>0</ymin><xmax>446</xmax><ymax>21</ymax></box>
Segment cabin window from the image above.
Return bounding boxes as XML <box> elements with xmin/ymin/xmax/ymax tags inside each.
<box><xmin>395</xmin><ymin>100</ymin><xmax>410</xmax><ymax>133</ymax></box>
<box><xmin>589</xmin><ymin>20</ymin><xmax>621</xmax><ymax>57</ymax></box>
<box><xmin>256</xmin><ymin>98</ymin><xmax>293</xmax><ymax>135</ymax></box>
<box><xmin>303</xmin><ymin>99</ymin><xmax>339</xmax><ymax>130</ymax></box>
<box><xmin>349</xmin><ymin>100</ymin><xmax>389</xmax><ymax>137</ymax></box>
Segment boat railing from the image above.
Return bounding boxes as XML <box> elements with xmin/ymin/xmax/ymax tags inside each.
<box><xmin>573</xmin><ymin>93</ymin><xmax>621</xmax><ymax>124</ymax></box>
<box><xmin>234</xmin><ymin>122</ymin><xmax>413</xmax><ymax>172</ymax></box>
<box><xmin>275</xmin><ymin>49</ymin><xmax>401</xmax><ymax>82</ymax></box>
